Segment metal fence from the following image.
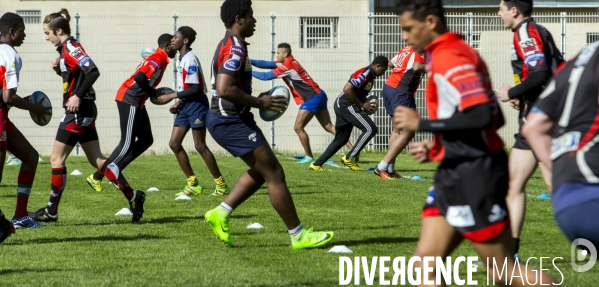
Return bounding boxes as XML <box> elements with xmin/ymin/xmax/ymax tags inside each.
<box><xmin>14</xmin><ymin>12</ymin><xmax>599</xmax><ymax>156</ymax></box>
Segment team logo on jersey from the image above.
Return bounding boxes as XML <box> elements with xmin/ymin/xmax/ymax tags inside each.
<box><xmin>231</xmin><ymin>45</ymin><xmax>245</xmax><ymax>57</ymax></box>
<box><xmin>525</xmin><ymin>52</ymin><xmax>545</xmax><ymax>67</ymax></box>
<box><xmin>519</xmin><ymin>38</ymin><xmax>539</xmax><ymax>55</ymax></box>
<box><xmin>365</xmin><ymin>82</ymin><xmax>372</xmax><ymax>92</ymax></box>
<box><xmin>224</xmin><ymin>59</ymin><xmax>241</xmax><ymax>71</ymax></box>
<box><xmin>149</xmin><ymin>60</ymin><xmax>160</xmax><ymax>69</ymax></box>
<box><xmin>11</xmin><ymin>61</ymin><xmax>16</xmax><ymax>68</ymax></box>
<box><xmin>188</xmin><ymin>66</ymin><xmax>197</xmax><ymax>75</ymax></box>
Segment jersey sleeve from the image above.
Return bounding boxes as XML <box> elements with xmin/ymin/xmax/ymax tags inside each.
<box><xmin>183</xmin><ymin>57</ymin><xmax>200</xmax><ymax>85</ymax></box>
<box><xmin>65</xmin><ymin>42</ymin><xmax>98</xmax><ymax>74</ymax></box>
<box><xmin>415</xmin><ymin>52</ymin><xmax>426</xmax><ymax>63</ymax></box>
<box><xmin>516</xmin><ymin>25</ymin><xmax>550</xmax><ymax>74</ymax></box>
<box><xmin>433</xmin><ymin>51</ymin><xmax>489</xmax><ymax>111</ymax></box>
<box><xmin>390</xmin><ymin>54</ymin><xmax>400</xmax><ymax>66</ymax></box>
<box><xmin>218</xmin><ymin>44</ymin><xmax>245</xmax><ymax>78</ymax></box>
<box><xmin>348</xmin><ymin>68</ymin><xmax>369</xmax><ymax>89</ymax></box>
<box><xmin>0</xmin><ymin>55</ymin><xmax>19</xmax><ymax>90</ymax></box>
<box><xmin>272</xmin><ymin>61</ymin><xmax>293</xmax><ymax>78</ymax></box>
<box><xmin>138</xmin><ymin>56</ymin><xmax>161</xmax><ymax>79</ymax></box>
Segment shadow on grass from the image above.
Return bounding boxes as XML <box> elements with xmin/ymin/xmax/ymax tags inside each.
<box><xmin>333</xmin><ymin>236</ymin><xmax>418</xmax><ymax>246</ymax></box>
<box><xmin>6</xmin><ymin>234</ymin><xmax>165</xmax><ymax>245</ymax></box>
<box><xmin>248</xmin><ymin>280</ymin><xmax>339</xmax><ymax>287</ymax></box>
<box><xmin>66</xmin><ymin>214</ymin><xmax>256</xmax><ymax>226</ymax></box>
<box><xmin>0</xmin><ymin>267</ymin><xmax>74</xmax><ymax>275</ymax></box>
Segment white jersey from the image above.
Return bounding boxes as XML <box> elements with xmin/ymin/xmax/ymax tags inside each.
<box><xmin>176</xmin><ymin>50</ymin><xmax>207</xmax><ymax>95</ymax></box>
<box><xmin>0</xmin><ymin>43</ymin><xmax>21</xmax><ymax>91</ymax></box>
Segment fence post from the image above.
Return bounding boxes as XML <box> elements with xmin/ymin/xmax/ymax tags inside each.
<box><xmin>467</xmin><ymin>12</ymin><xmax>473</xmax><ymax>45</ymax></box>
<box><xmin>367</xmin><ymin>12</ymin><xmax>374</xmax><ymax>151</ymax></box>
<box><xmin>173</xmin><ymin>12</ymin><xmax>179</xmax><ymax>91</ymax></box>
<box><xmin>560</xmin><ymin>12</ymin><xmax>566</xmax><ymax>58</ymax></box>
<box><xmin>270</xmin><ymin>12</ymin><xmax>276</xmax><ymax>151</ymax></box>
<box><xmin>75</xmin><ymin>12</ymin><xmax>81</xmax><ymax>155</ymax></box>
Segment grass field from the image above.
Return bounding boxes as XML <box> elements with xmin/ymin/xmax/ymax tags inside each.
<box><xmin>0</xmin><ymin>151</ymin><xmax>597</xmax><ymax>286</ymax></box>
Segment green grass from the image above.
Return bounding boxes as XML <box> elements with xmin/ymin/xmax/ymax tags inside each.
<box><xmin>0</xmin><ymin>152</ymin><xmax>597</xmax><ymax>286</ymax></box>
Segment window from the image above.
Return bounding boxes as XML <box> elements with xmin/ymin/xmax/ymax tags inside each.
<box><xmin>300</xmin><ymin>17</ymin><xmax>338</xmax><ymax>49</ymax></box>
<box><xmin>587</xmin><ymin>33</ymin><xmax>599</xmax><ymax>45</ymax></box>
<box><xmin>16</xmin><ymin>10</ymin><xmax>41</xmax><ymax>24</ymax></box>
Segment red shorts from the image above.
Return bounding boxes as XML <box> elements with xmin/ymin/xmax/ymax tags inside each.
<box><xmin>0</xmin><ymin>108</ymin><xmax>15</xmax><ymax>147</ymax></box>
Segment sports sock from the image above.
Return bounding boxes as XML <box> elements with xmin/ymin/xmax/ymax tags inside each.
<box><xmin>187</xmin><ymin>175</ymin><xmax>198</xmax><ymax>186</ymax></box>
<box><xmin>377</xmin><ymin>161</ymin><xmax>389</xmax><ymax>171</ymax></box>
<box><xmin>93</xmin><ymin>160</ymin><xmax>107</xmax><ymax>181</ymax></box>
<box><xmin>289</xmin><ymin>223</ymin><xmax>304</xmax><ymax>238</ymax></box>
<box><xmin>15</xmin><ymin>169</ymin><xmax>35</xmax><ymax>218</ymax></box>
<box><xmin>304</xmin><ymin>156</ymin><xmax>313</xmax><ymax>160</ymax></box>
<box><xmin>214</xmin><ymin>176</ymin><xmax>227</xmax><ymax>187</ymax></box>
<box><xmin>389</xmin><ymin>164</ymin><xmax>395</xmax><ymax>173</ymax></box>
<box><xmin>216</xmin><ymin>202</ymin><xmax>233</xmax><ymax>218</ymax></box>
<box><xmin>47</xmin><ymin>167</ymin><xmax>67</xmax><ymax>215</ymax></box>
<box><xmin>104</xmin><ymin>162</ymin><xmax>134</xmax><ymax>200</ymax></box>
<box><xmin>513</xmin><ymin>238</ymin><xmax>520</xmax><ymax>254</ymax></box>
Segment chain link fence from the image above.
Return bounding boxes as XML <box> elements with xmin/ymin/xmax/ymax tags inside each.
<box><xmin>14</xmin><ymin>12</ymin><xmax>598</xmax><ymax>156</ymax></box>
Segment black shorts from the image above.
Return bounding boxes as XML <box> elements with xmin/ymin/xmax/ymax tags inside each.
<box><xmin>423</xmin><ymin>150</ymin><xmax>510</xmax><ymax>243</ymax></box>
<box><xmin>55</xmin><ymin>101</ymin><xmax>99</xmax><ymax>147</ymax></box>
<box><xmin>512</xmin><ymin>132</ymin><xmax>531</xmax><ymax>150</ymax></box>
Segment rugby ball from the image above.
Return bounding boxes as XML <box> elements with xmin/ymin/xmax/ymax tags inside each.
<box><xmin>141</xmin><ymin>48</ymin><xmax>155</xmax><ymax>59</ymax></box>
<box><xmin>366</xmin><ymin>95</ymin><xmax>378</xmax><ymax>115</ymax></box>
<box><xmin>28</xmin><ymin>91</ymin><xmax>52</xmax><ymax>126</ymax></box>
<box><xmin>259</xmin><ymin>86</ymin><xmax>290</xmax><ymax>121</ymax></box>
<box><xmin>150</xmin><ymin>87</ymin><xmax>175</xmax><ymax>105</ymax></box>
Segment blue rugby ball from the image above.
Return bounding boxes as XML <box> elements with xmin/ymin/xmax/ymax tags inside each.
<box><xmin>141</xmin><ymin>47</ymin><xmax>155</xmax><ymax>59</ymax></box>
<box><xmin>259</xmin><ymin>86</ymin><xmax>290</xmax><ymax>121</ymax></box>
<box><xmin>28</xmin><ymin>91</ymin><xmax>52</xmax><ymax>126</ymax></box>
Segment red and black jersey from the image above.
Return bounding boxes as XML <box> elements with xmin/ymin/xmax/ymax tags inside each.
<box><xmin>272</xmin><ymin>55</ymin><xmax>322</xmax><ymax>105</ymax></box>
<box><xmin>116</xmin><ymin>47</ymin><xmax>170</xmax><ymax>108</ymax></box>
<box><xmin>425</xmin><ymin>33</ymin><xmax>505</xmax><ymax>162</ymax></box>
<box><xmin>511</xmin><ymin>18</ymin><xmax>564</xmax><ymax>121</ymax></box>
<box><xmin>58</xmin><ymin>37</ymin><xmax>98</xmax><ymax>107</ymax></box>
<box><xmin>336</xmin><ymin>66</ymin><xmax>376</xmax><ymax>107</ymax></box>
<box><xmin>532</xmin><ymin>41</ymin><xmax>599</xmax><ymax>189</ymax></box>
<box><xmin>210</xmin><ymin>32</ymin><xmax>252</xmax><ymax>116</ymax></box>
<box><xmin>386</xmin><ymin>46</ymin><xmax>426</xmax><ymax>95</ymax></box>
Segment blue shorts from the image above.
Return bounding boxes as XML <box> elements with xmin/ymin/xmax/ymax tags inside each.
<box><xmin>206</xmin><ymin>111</ymin><xmax>266</xmax><ymax>157</ymax></box>
<box><xmin>299</xmin><ymin>91</ymin><xmax>328</xmax><ymax>113</ymax></box>
<box><xmin>382</xmin><ymin>84</ymin><xmax>416</xmax><ymax>116</ymax></box>
<box><xmin>174</xmin><ymin>100</ymin><xmax>208</xmax><ymax>129</ymax></box>
<box><xmin>553</xmin><ymin>182</ymin><xmax>599</xmax><ymax>249</ymax></box>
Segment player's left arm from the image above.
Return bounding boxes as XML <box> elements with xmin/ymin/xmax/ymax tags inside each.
<box><xmin>508</xmin><ymin>28</ymin><xmax>552</xmax><ymax>101</ymax></box>
<box><xmin>250</xmin><ymin>59</ymin><xmax>278</xmax><ymax>69</ymax></box>
<box><xmin>413</xmin><ymin>53</ymin><xmax>427</xmax><ymax>73</ymax></box>
<box><xmin>251</xmin><ymin>70</ymin><xmax>277</xmax><ymax>81</ymax></box>
<box><xmin>66</xmin><ymin>44</ymin><xmax>100</xmax><ymax>98</ymax></box>
<box><xmin>395</xmin><ymin>53</ymin><xmax>494</xmax><ymax>132</ymax></box>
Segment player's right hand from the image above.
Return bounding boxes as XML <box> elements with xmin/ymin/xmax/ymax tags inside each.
<box><xmin>169</xmin><ymin>103</ymin><xmax>179</xmax><ymax>114</ymax></box>
<box><xmin>52</xmin><ymin>57</ymin><xmax>61</xmax><ymax>73</ymax></box>
<box><xmin>362</xmin><ymin>102</ymin><xmax>375</xmax><ymax>113</ymax></box>
<box><xmin>33</xmin><ymin>103</ymin><xmax>52</xmax><ymax>116</ymax></box>
<box><xmin>409</xmin><ymin>140</ymin><xmax>431</xmax><ymax>163</ymax></box>
<box><xmin>258</xmin><ymin>95</ymin><xmax>287</xmax><ymax>113</ymax></box>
